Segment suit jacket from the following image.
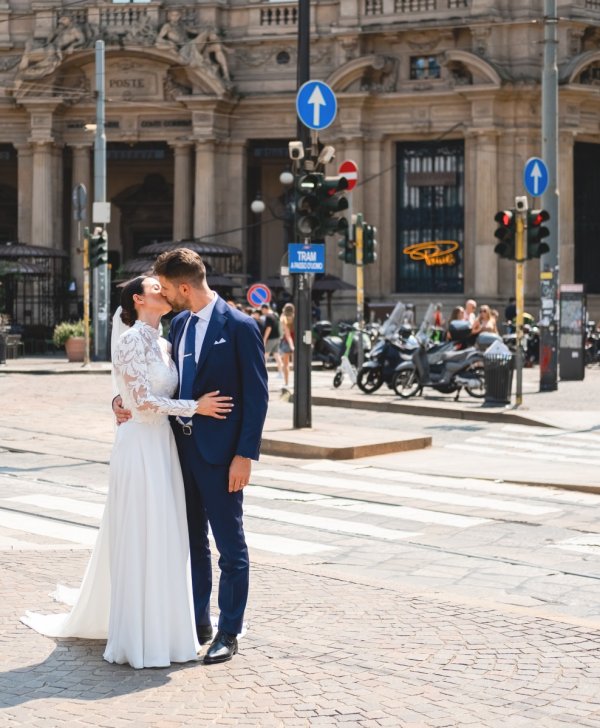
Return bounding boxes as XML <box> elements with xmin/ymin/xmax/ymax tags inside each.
<box><xmin>168</xmin><ymin>296</ymin><xmax>269</xmax><ymax>465</ymax></box>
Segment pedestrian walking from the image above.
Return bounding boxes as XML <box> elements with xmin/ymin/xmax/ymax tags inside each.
<box><xmin>261</xmin><ymin>303</ymin><xmax>282</xmax><ymax>377</ymax></box>
<box><xmin>279</xmin><ymin>302</ymin><xmax>295</xmax><ymax>387</ymax></box>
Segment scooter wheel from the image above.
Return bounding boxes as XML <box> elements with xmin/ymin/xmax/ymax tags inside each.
<box><xmin>392</xmin><ymin>368</ymin><xmax>421</xmax><ymax>398</ymax></box>
<box><xmin>357</xmin><ymin>367</ymin><xmax>384</xmax><ymax>394</ymax></box>
<box><xmin>465</xmin><ymin>366</ymin><xmax>486</xmax><ymax>398</ymax></box>
<box><xmin>333</xmin><ymin>371</ymin><xmax>343</xmax><ymax>388</ymax></box>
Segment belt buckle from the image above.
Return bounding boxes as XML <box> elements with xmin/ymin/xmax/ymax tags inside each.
<box><xmin>182</xmin><ymin>424</ymin><xmax>192</xmax><ymax>436</ymax></box>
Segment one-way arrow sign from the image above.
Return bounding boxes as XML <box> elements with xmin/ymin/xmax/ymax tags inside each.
<box><xmin>296</xmin><ymin>80</ymin><xmax>337</xmax><ymax>131</ymax></box>
<box><xmin>524</xmin><ymin>157</ymin><xmax>549</xmax><ymax>198</ymax></box>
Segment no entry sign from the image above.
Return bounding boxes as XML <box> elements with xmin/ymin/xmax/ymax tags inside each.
<box><xmin>246</xmin><ymin>283</ymin><xmax>272</xmax><ymax>307</ymax></box>
<box><xmin>338</xmin><ymin>159</ymin><xmax>358</xmax><ymax>192</ymax></box>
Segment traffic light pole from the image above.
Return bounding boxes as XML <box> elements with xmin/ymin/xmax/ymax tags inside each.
<box><xmin>82</xmin><ymin>227</ymin><xmax>91</xmax><ymax>366</ymax></box>
<box><xmin>515</xmin><ymin>203</ymin><xmax>526</xmax><ymax>407</ymax></box>
<box><xmin>93</xmin><ymin>39</ymin><xmax>110</xmax><ymax>361</ymax></box>
<box><xmin>540</xmin><ymin>0</ymin><xmax>559</xmax><ymax>391</ymax></box>
<box><xmin>291</xmin><ymin>0</ymin><xmax>312</xmax><ymax>429</ymax></box>
<box><xmin>355</xmin><ymin>213</ymin><xmax>365</xmax><ymax>369</ymax></box>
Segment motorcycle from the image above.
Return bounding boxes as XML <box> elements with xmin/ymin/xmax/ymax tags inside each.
<box><xmin>357</xmin><ymin>325</ymin><xmax>417</xmax><ymax>394</ymax></box>
<box><xmin>391</xmin><ymin>323</ymin><xmax>486</xmax><ymax>400</ymax></box>
<box><xmin>585</xmin><ymin>321</ymin><xmax>600</xmax><ymax>366</ymax></box>
<box><xmin>331</xmin><ymin>324</ymin><xmax>374</xmax><ymax>387</ymax></box>
<box><xmin>502</xmin><ymin>314</ymin><xmax>539</xmax><ymax>366</ymax></box>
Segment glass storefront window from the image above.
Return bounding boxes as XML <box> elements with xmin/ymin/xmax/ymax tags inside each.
<box><xmin>396</xmin><ymin>141</ymin><xmax>464</xmax><ymax>294</ymax></box>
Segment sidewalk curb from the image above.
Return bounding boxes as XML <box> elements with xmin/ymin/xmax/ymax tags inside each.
<box><xmin>312</xmin><ymin>393</ymin><xmax>554</xmax><ymax>428</ymax></box>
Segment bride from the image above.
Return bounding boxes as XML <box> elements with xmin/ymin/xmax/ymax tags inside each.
<box><xmin>21</xmin><ymin>275</ymin><xmax>232</xmax><ymax>669</ymax></box>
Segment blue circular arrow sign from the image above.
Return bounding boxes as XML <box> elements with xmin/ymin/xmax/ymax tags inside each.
<box><xmin>523</xmin><ymin>157</ymin><xmax>549</xmax><ymax>198</ymax></box>
<box><xmin>296</xmin><ymin>80</ymin><xmax>337</xmax><ymax>131</ymax></box>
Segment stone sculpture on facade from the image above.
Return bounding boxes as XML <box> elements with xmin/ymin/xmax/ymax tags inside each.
<box><xmin>17</xmin><ymin>16</ymin><xmax>85</xmax><ymax>84</ymax></box>
<box><xmin>156</xmin><ymin>11</ymin><xmax>232</xmax><ymax>84</ymax></box>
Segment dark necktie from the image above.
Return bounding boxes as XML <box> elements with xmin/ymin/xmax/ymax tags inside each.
<box><xmin>179</xmin><ymin>314</ymin><xmax>199</xmax><ymax>425</ymax></box>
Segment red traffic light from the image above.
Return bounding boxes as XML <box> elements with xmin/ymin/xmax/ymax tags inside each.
<box><xmin>528</xmin><ymin>209</ymin><xmax>550</xmax><ymax>228</ymax></box>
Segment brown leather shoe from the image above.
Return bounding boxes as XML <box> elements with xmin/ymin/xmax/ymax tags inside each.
<box><xmin>203</xmin><ymin>631</ymin><xmax>238</xmax><ymax>664</ymax></box>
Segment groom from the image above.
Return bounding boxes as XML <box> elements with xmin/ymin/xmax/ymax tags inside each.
<box><xmin>115</xmin><ymin>248</ymin><xmax>269</xmax><ymax>664</ymax></box>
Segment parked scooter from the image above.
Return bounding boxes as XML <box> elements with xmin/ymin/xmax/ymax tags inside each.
<box><xmin>391</xmin><ymin>321</ymin><xmax>486</xmax><ymax>400</ymax></box>
<box><xmin>313</xmin><ymin>320</ymin><xmax>371</xmax><ymax>370</ymax></box>
<box><xmin>357</xmin><ymin>325</ymin><xmax>417</xmax><ymax>393</ymax></box>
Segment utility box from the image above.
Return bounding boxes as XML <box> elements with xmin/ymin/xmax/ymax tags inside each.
<box><xmin>559</xmin><ymin>284</ymin><xmax>585</xmax><ymax>381</ymax></box>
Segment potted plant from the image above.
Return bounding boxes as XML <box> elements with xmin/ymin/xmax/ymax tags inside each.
<box><xmin>52</xmin><ymin>320</ymin><xmax>86</xmax><ymax>362</ymax></box>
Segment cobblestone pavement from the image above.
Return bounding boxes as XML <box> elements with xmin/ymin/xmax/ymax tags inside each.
<box><xmin>2</xmin><ymin>369</ymin><xmax>600</xmax><ymax>726</ymax></box>
<box><xmin>2</xmin><ymin>548</ymin><xmax>600</xmax><ymax>728</ymax></box>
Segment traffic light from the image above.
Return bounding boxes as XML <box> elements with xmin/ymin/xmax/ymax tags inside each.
<box><xmin>337</xmin><ymin>226</ymin><xmax>356</xmax><ymax>264</ymax></box>
<box><xmin>316</xmin><ymin>175</ymin><xmax>349</xmax><ymax>238</ymax></box>
<box><xmin>296</xmin><ymin>173</ymin><xmax>322</xmax><ymax>239</ymax></box>
<box><xmin>527</xmin><ymin>209</ymin><xmax>550</xmax><ymax>259</ymax></box>
<box><xmin>363</xmin><ymin>223</ymin><xmax>378</xmax><ymax>264</ymax></box>
<box><xmin>493</xmin><ymin>209</ymin><xmax>516</xmax><ymax>260</ymax></box>
<box><xmin>90</xmin><ymin>228</ymin><xmax>108</xmax><ymax>268</ymax></box>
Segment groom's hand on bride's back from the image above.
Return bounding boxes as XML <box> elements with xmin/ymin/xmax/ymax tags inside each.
<box><xmin>112</xmin><ymin>395</ymin><xmax>132</xmax><ymax>425</ymax></box>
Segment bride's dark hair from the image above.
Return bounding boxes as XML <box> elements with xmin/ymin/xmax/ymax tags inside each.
<box><xmin>120</xmin><ymin>276</ymin><xmax>146</xmax><ymax>326</ymax></box>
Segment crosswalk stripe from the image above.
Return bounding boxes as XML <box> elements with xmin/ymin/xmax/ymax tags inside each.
<box><xmin>0</xmin><ymin>496</ymin><xmax>337</xmax><ymax>556</ymax></box>
<box><xmin>469</xmin><ymin>433</ymin><xmax>600</xmax><ymax>459</ymax></box>
<box><xmin>245</xmin><ymin>504</ymin><xmax>420</xmax><ymax>540</ymax></box>
<box><xmin>446</xmin><ymin>442</ymin><xmax>596</xmax><ymax>466</ymax></box>
<box><xmin>256</xmin><ymin>469</ymin><xmax>489</xmax><ymax>528</ymax></box>
<box><xmin>253</xmin><ymin>468</ymin><xmax>548</xmax><ymax>519</ymax></box>
<box><xmin>244</xmin><ymin>532</ymin><xmax>334</xmax><ymax>555</ymax></box>
<box><xmin>0</xmin><ymin>510</ymin><xmax>97</xmax><ymax>546</ymax></box>
<box><xmin>301</xmin><ymin>462</ymin><xmax>600</xmax><ymax>505</ymax></box>
<box><xmin>549</xmin><ymin>535</ymin><xmax>600</xmax><ymax>556</ymax></box>
<box><xmin>5</xmin><ymin>495</ymin><xmax>105</xmax><ymax>519</ymax></box>
<box><xmin>503</xmin><ymin>424</ymin><xmax>600</xmax><ymax>444</ymax></box>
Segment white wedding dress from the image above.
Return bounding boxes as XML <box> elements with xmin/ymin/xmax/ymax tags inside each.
<box><xmin>22</xmin><ymin>320</ymin><xmax>200</xmax><ymax>669</ymax></box>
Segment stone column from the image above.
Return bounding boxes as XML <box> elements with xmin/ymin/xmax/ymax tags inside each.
<box><xmin>468</xmin><ymin>131</ymin><xmax>499</xmax><ymax>298</ymax></box>
<box><xmin>363</xmin><ymin>135</ymin><xmax>384</xmax><ymax>298</ymax></box>
<box><xmin>171</xmin><ymin>142</ymin><xmax>193</xmax><ymax>241</ymax></box>
<box><xmin>52</xmin><ymin>144</ymin><xmax>63</xmax><ymax>251</ymax></box>
<box><xmin>30</xmin><ymin>142</ymin><xmax>54</xmax><ymax>245</ymax></box>
<box><xmin>70</xmin><ymin>145</ymin><xmax>92</xmax><ymax>291</ymax></box>
<box><xmin>15</xmin><ymin>143</ymin><xmax>32</xmax><ymax>243</ymax></box>
<box><xmin>193</xmin><ymin>139</ymin><xmax>216</xmax><ymax>239</ymax></box>
<box><xmin>559</xmin><ymin>130</ymin><xmax>575</xmax><ymax>284</ymax></box>
<box><xmin>223</xmin><ymin>140</ymin><xmax>245</xmax><ymax>253</ymax></box>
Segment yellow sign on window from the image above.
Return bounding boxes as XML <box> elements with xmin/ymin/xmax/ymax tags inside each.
<box><xmin>403</xmin><ymin>240</ymin><xmax>459</xmax><ymax>267</ymax></box>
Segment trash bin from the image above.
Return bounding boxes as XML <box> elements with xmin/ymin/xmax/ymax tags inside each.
<box><xmin>483</xmin><ymin>353</ymin><xmax>513</xmax><ymax>404</ymax></box>
<box><xmin>0</xmin><ymin>333</ymin><xmax>5</xmax><ymax>365</ymax></box>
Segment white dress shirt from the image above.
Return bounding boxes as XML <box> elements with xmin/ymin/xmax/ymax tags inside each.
<box><xmin>178</xmin><ymin>292</ymin><xmax>218</xmax><ymax>398</ymax></box>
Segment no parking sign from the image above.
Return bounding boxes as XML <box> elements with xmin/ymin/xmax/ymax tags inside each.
<box><xmin>246</xmin><ymin>283</ymin><xmax>272</xmax><ymax>307</ymax></box>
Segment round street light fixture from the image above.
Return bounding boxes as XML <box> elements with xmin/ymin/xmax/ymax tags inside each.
<box><xmin>250</xmin><ymin>198</ymin><xmax>266</xmax><ymax>214</ymax></box>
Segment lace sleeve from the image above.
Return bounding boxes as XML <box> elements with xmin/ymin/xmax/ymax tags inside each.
<box><xmin>113</xmin><ymin>330</ymin><xmax>197</xmax><ymax>417</ymax></box>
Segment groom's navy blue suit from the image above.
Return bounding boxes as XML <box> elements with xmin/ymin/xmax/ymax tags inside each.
<box><xmin>169</xmin><ymin>296</ymin><xmax>269</xmax><ymax>635</ymax></box>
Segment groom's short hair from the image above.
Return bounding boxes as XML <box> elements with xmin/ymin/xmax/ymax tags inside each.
<box><xmin>154</xmin><ymin>248</ymin><xmax>206</xmax><ymax>287</ymax></box>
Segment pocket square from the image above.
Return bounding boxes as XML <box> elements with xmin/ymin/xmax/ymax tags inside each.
<box><xmin>214</xmin><ymin>338</ymin><xmax>227</xmax><ymax>345</ymax></box>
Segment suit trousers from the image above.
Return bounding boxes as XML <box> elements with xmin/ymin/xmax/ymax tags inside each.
<box><xmin>175</xmin><ymin>431</ymin><xmax>249</xmax><ymax>636</ymax></box>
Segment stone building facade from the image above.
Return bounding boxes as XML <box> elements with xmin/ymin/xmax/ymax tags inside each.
<box><xmin>1</xmin><ymin>0</ymin><xmax>600</xmax><ymax>320</ymax></box>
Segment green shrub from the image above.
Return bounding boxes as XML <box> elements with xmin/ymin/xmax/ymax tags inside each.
<box><xmin>52</xmin><ymin>320</ymin><xmax>86</xmax><ymax>348</ymax></box>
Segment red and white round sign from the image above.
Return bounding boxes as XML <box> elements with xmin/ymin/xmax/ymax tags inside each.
<box><xmin>338</xmin><ymin>159</ymin><xmax>359</xmax><ymax>192</ymax></box>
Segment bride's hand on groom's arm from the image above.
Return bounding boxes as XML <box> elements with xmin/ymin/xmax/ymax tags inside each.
<box><xmin>112</xmin><ymin>395</ymin><xmax>132</xmax><ymax>426</ymax></box>
<box><xmin>196</xmin><ymin>391</ymin><xmax>233</xmax><ymax>420</ymax></box>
